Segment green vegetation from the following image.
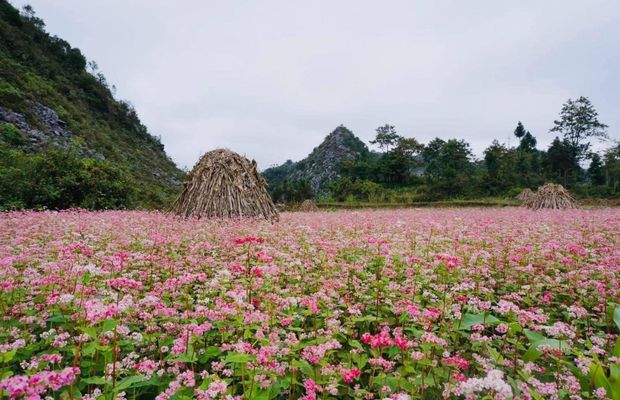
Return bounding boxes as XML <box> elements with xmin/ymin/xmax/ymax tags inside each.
<box><xmin>267</xmin><ymin>97</ymin><xmax>618</xmax><ymax>205</ymax></box>
<box><xmin>0</xmin><ymin>144</ymin><xmax>134</xmax><ymax>210</ymax></box>
<box><xmin>0</xmin><ymin>1</ymin><xmax>184</xmax><ymax>210</ymax></box>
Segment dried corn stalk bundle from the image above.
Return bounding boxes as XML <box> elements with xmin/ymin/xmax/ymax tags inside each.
<box><xmin>172</xmin><ymin>149</ymin><xmax>279</xmax><ymax>221</ymax></box>
<box><xmin>525</xmin><ymin>183</ymin><xmax>577</xmax><ymax>210</ymax></box>
<box><xmin>516</xmin><ymin>188</ymin><xmax>535</xmax><ymax>203</ymax></box>
<box><xmin>298</xmin><ymin>199</ymin><xmax>319</xmax><ymax>212</ymax></box>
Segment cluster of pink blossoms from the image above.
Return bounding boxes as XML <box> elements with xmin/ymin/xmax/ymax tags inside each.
<box><xmin>341</xmin><ymin>368</ymin><xmax>361</xmax><ymax>383</ymax></box>
<box><xmin>0</xmin><ymin>367</ymin><xmax>79</xmax><ymax>400</ymax></box>
<box><xmin>302</xmin><ymin>339</ymin><xmax>342</xmax><ymax>364</ymax></box>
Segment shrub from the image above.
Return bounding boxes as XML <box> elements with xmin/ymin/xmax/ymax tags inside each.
<box><xmin>0</xmin><ymin>81</ymin><xmax>24</xmax><ymax>104</ymax></box>
<box><xmin>0</xmin><ymin>123</ymin><xmax>27</xmax><ymax>146</ymax></box>
<box><xmin>0</xmin><ymin>144</ymin><xmax>135</xmax><ymax>210</ymax></box>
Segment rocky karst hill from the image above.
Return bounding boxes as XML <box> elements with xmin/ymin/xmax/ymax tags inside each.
<box><xmin>263</xmin><ymin>125</ymin><xmax>369</xmax><ymax>195</ymax></box>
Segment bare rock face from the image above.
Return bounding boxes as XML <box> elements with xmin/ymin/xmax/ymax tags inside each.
<box><xmin>263</xmin><ymin>125</ymin><xmax>369</xmax><ymax>195</ymax></box>
<box><xmin>0</xmin><ymin>101</ymin><xmax>73</xmax><ymax>148</ymax></box>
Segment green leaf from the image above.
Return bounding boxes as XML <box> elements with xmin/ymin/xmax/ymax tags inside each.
<box><xmin>0</xmin><ymin>371</ymin><xmax>14</xmax><ymax>380</ymax></box>
<box><xmin>487</xmin><ymin>345</ymin><xmax>503</xmax><ymax>363</ymax></box>
<box><xmin>524</xmin><ymin>329</ymin><xmax>545</xmax><ymax>343</ymax></box>
<box><xmin>384</xmin><ymin>376</ymin><xmax>400</xmax><ymax>391</ymax></box>
<box><xmin>610</xmin><ymin>364</ymin><xmax>620</xmax><ymax>382</ymax></box>
<box><xmin>590</xmin><ymin>362</ymin><xmax>614</xmax><ymax>399</ymax></box>
<box><xmin>523</xmin><ymin>346</ymin><xmax>543</xmax><ymax>362</ymax></box>
<box><xmin>46</xmin><ymin>314</ymin><xmax>66</xmax><ymax>323</ymax></box>
<box><xmin>169</xmin><ymin>352</ymin><xmax>198</xmax><ymax>363</ymax></box>
<box><xmin>613</xmin><ymin>337</ymin><xmax>620</xmax><ymax>358</ymax></box>
<box><xmin>81</xmin><ymin>376</ymin><xmax>106</xmax><ymax>385</ymax></box>
<box><xmin>507</xmin><ymin>322</ymin><xmax>523</xmax><ymax>334</ymax></box>
<box><xmin>95</xmin><ymin>344</ymin><xmax>112</xmax><ymax>352</ymax></box>
<box><xmin>348</xmin><ymin>339</ymin><xmax>363</xmax><ymax>349</ymax></box>
<box><xmin>354</xmin><ymin>315</ymin><xmax>378</xmax><ymax>323</ymax></box>
<box><xmin>529</xmin><ymin>389</ymin><xmax>545</xmax><ymax>400</ymax></box>
<box><xmin>459</xmin><ymin>313</ymin><xmax>500</xmax><ymax>330</ymax></box>
<box><xmin>608</xmin><ymin>365</ymin><xmax>620</xmax><ymax>400</ymax></box>
<box><xmin>291</xmin><ymin>359</ymin><xmax>314</xmax><ymax>377</ymax></box>
<box><xmin>1</xmin><ymin>349</ymin><xmax>16</xmax><ymax>363</ymax></box>
<box><xmin>102</xmin><ymin>318</ymin><xmax>117</xmax><ymax>332</ymax></box>
<box><xmin>252</xmin><ymin>389</ymin><xmax>270</xmax><ymax>400</ymax></box>
<box><xmin>523</xmin><ymin>338</ymin><xmax>566</xmax><ymax>362</ymax></box>
<box><xmin>203</xmin><ymin>346</ymin><xmax>221</xmax><ymax>358</ymax></box>
<box><xmin>352</xmin><ymin>353</ymin><xmax>368</xmax><ymax>369</ymax></box>
<box><xmin>613</xmin><ymin>305</ymin><xmax>620</xmax><ymax>332</ymax></box>
<box><xmin>114</xmin><ymin>375</ymin><xmax>145</xmax><ymax>392</ymax></box>
<box><xmin>82</xmin><ymin>342</ymin><xmax>97</xmax><ymax>357</ymax></box>
<box><xmin>224</xmin><ymin>353</ymin><xmax>252</xmax><ymax>364</ymax></box>
<box><xmin>79</xmin><ymin>326</ymin><xmax>98</xmax><ymax>338</ymax></box>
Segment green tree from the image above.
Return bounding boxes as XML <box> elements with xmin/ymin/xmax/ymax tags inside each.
<box><xmin>370</xmin><ymin>124</ymin><xmax>400</xmax><ymax>152</ymax></box>
<box><xmin>519</xmin><ymin>132</ymin><xmax>537</xmax><ymax>152</ymax></box>
<box><xmin>330</xmin><ymin>177</ymin><xmax>384</xmax><ymax>202</ymax></box>
<box><xmin>482</xmin><ymin>140</ymin><xmax>517</xmax><ymax>195</ymax></box>
<box><xmin>383</xmin><ymin>137</ymin><xmax>424</xmax><ymax>185</ymax></box>
<box><xmin>588</xmin><ymin>153</ymin><xmax>605</xmax><ymax>186</ymax></box>
<box><xmin>550</xmin><ymin>96</ymin><xmax>608</xmax><ymax>161</ymax></box>
<box><xmin>421</xmin><ymin>137</ymin><xmax>446</xmax><ymax>182</ymax></box>
<box><xmin>514</xmin><ymin>121</ymin><xmax>527</xmax><ymax>139</ymax></box>
<box><xmin>270</xmin><ymin>178</ymin><xmax>313</xmax><ymax>203</ymax></box>
<box><xmin>422</xmin><ymin>138</ymin><xmax>474</xmax><ymax>198</ymax></box>
<box><xmin>544</xmin><ymin>137</ymin><xmax>579</xmax><ymax>186</ymax></box>
<box><xmin>510</xmin><ymin>122</ymin><xmax>541</xmax><ymax>187</ymax></box>
<box><xmin>603</xmin><ymin>143</ymin><xmax>620</xmax><ymax>192</ymax></box>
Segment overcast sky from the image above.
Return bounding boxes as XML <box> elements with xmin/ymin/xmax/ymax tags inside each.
<box><xmin>10</xmin><ymin>0</ymin><xmax>620</xmax><ymax>170</ymax></box>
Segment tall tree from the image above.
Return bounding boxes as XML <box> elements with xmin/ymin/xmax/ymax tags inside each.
<box><xmin>550</xmin><ymin>96</ymin><xmax>608</xmax><ymax>161</ymax></box>
<box><xmin>512</xmin><ymin>122</ymin><xmax>540</xmax><ymax>187</ymax></box>
<box><xmin>370</xmin><ymin>124</ymin><xmax>400</xmax><ymax>152</ymax></box>
<box><xmin>514</xmin><ymin>121</ymin><xmax>527</xmax><ymax>139</ymax></box>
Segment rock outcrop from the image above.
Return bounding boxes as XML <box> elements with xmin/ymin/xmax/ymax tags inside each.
<box><xmin>263</xmin><ymin>125</ymin><xmax>369</xmax><ymax>195</ymax></box>
<box><xmin>0</xmin><ymin>101</ymin><xmax>73</xmax><ymax>148</ymax></box>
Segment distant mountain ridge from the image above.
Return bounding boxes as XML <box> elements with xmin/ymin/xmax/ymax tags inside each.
<box><xmin>0</xmin><ymin>1</ymin><xmax>184</xmax><ymax>208</ymax></box>
<box><xmin>263</xmin><ymin>125</ymin><xmax>369</xmax><ymax>195</ymax></box>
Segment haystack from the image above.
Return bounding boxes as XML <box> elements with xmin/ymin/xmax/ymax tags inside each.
<box><xmin>172</xmin><ymin>149</ymin><xmax>279</xmax><ymax>220</ymax></box>
<box><xmin>525</xmin><ymin>183</ymin><xmax>577</xmax><ymax>210</ymax></box>
<box><xmin>275</xmin><ymin>202</ymin><xmax>288</xmax><ymax>212</ymax></box>
<box><xmin>299</xmin><ymin>199</ymin><xmax>319</xmax><ymax>212</ymax></box>
<box><xmin>516</xmin><ymin>188</ymin><xmax>535</xmax><ymax>203</ymax></box>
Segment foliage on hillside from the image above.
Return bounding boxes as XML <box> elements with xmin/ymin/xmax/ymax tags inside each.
<box><xmin>0</xmin><ymin>1</ymin><xmax>184</xmax><ymax>210</ymax></box>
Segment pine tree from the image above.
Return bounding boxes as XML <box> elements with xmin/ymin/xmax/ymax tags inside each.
<box><xmin>514</xmin><ymin>121</ymin><xmax>527</xmax><ymax>139</ymax></box>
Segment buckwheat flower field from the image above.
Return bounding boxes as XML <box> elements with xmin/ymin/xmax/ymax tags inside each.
<box><xmin>1</xmin><ymin>209</ymin><xmax>619</xmax><ymax>400</ymax></box>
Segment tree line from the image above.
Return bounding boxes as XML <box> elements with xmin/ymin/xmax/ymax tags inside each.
<box><xmin>314</xmin><ymin>97</ymin><xmax>617</xmax><ymax>202</ymax></box>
